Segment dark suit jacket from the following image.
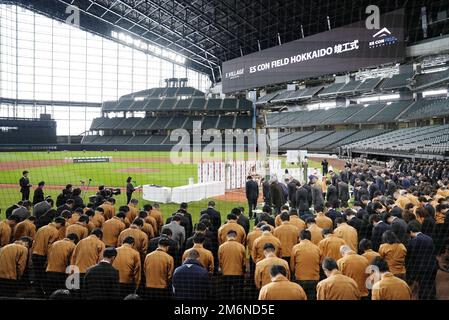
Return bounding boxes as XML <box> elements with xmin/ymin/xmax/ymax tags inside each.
<box><xmin>237</xmin><ymin>215</ymin><xmax>250</xmax><ymax>235</ymax></box>
<box><xmin>19</xmin><ymin>177</ymin><xmax>30</xmax><ymax>193</ymax></box>
<box><xmin>295</xmin><ymin>187</ymin><xmax>310</xmax><ymax>213</ymax></box>
<box><xmin>311</xmin><ymin>185</ymin><xmax>324</xmax><ymax>208</ymax></box>
<box><xmin>200</xmin><ymin>207</ymin><xmax>221</xmax><ymax>232</ymax></box>
<box><xmin>148</xmin><ymin>235</ymin><xmax>181</xmax><ymax>266</ymax></box>
<box><xmin>406</xmin><ymin>233</ymin><xmax>437</xmax><ymax>280</ymax></box>
<box><xmin>33</xmin><ymin>188</ymin><xmax>44</xmax><ymax>205</ymax></box>
<box><xmin>371</xmin><ymin>221</ymin><xmax>391</xmax><ymax>251</ymax></box>
<box><xmin>327</xmin><ymin>185</ymin><xmax>338</xmax><ymax>205</ymax></box>
<box><xmin>245</xmin><ymin>180</ymin><xmax>259</xmax><ymax>201</ymax></box>
<box><xmin>338</xmin><ymin>182</ymin><xmax>350</xmax><ymax>204</ymax></box>
<box><xmin>172</xmin><ymin>259</ymin><xmax>209</xmax><ymax>300</ymax></box>
<box><xmin>287</xmin><ymin>180</ymin><xmax>300</xmax><ymax>207</ymax></box>
<box><xmin>70</xmin><ymin>195</ymin><xmax>85</xmax><ymax>210</ymax></box>
<box><xmin>269</xmin><ymin>182</ymin><xmax>285</xmax><ymax>209</ymax></box>
<box><xmin>391</xmin><ymin>218</ymin><xmax>409</xmax><ymax>246</ymax></box>
<box><xmin>84</xmin><ymin>261</ymin><xmax>120</xmax><ymax>300</ymax></box>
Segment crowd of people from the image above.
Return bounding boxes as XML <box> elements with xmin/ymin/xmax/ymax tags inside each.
<box><xmin>1</xmin><ymin>159</ymin><xmax>449</xmax><ymax>300</ymax></box>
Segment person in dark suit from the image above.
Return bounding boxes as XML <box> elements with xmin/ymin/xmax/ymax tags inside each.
<box><xmin>337</xmin><ymin>180</ymin><xmax>350</xmax><ymax>204</ymax></box>
<box><xmin>311</xmin><ymin>179</ymin><xmax>324</xmax><ymax>210</ymax></box>
<box><xmin>32</xmin><ymin>181</ymin><xmax>45</xmax><ymax>205</ymax></box>
<box><xmin>295</xmin><ymin>185</ymin><xmax>310</xmax><ymax>215</ymax></box>
<box><xmin>326</xmin><ymin>181</ymin><xmax>338</xmax><ymax>206</ymax></box>
<box><xmin>406</xmin><ymin>221</ymin><xmax>437</xmax><ymax>300</ymax></box>
<box><xmin>148</xmin><ymin>228</ymin><xmax>181</xmax><ymax>267</ymax></box>
<box><xmin>83</xmin><ymin>247</ymin><xmax>120</xmax><ymax>300</ymax></box>
<box><xmin>321</xmin><ymin>159</ymin><xmax>329</xmax><ymax>176</ymax></box>
<box><xmin>235</xmin><ymin>207</ymin><xmax>250</xmax><ymax>236</ymax></box>
<box><xmin>369</xmin><ymin>214</ymin><xmax>391</xmax><ymax>251</ymax></box>
<box><xmin>386</xmin><ymin>214</ymin><xmax>409</xmax><ymax>246</ymax></box>
<box><xmin>269</xmin><ymin>179</ymin><xmax>285</xmax><ymax>214</ymax></box>
<box><xmin>19</xmin><ymin>170</ymin><xmax>31</xmax><ymax>201</ymax></box>
<box><xmin>70</xmin><ymin>188</ymin><xmax>85</xmax><ymax>210</ymax></box>
<box><xmin>245</xmin><ymin>176</ymin><xmax>259</xmax><ymax>219</ymax></box>
<box><xmin>261</xmin><ymin>178</ymin><xmax>270</xmax><ymax>205</ymax></box>
<box><xmin>200</xmin><ymin>201</ymin><xmax>221</xmax><ymax>231</ymax></box>
<box><xmin>125</xmin><ymin>177</ymin><xmax>136</xmax><ymax>205</ymax></box>
<box><xmin>286</xmin><ymin>178</ymin><xmax>300</xmax><ymax>209</ymax></box>
<box><xmin>167</xmin><ymin>203</ymin><xmax>193</xmax><ymax>239</ymax></box>
<box><xmin>172</xmin><ymin>249</ymin><xmax>209</xmax><ymax>300</ymax></box>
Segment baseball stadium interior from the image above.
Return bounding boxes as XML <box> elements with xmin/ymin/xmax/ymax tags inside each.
<box><xmin>1</xmin><ymin>0</ymin><xmax>449</xmax><ymax>305</ymax></box>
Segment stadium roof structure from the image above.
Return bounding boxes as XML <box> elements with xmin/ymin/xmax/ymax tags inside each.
<box><xmin>10</xmin><ymin>0</ymin><xmax>449</xmax><ymax>83</ymax></box>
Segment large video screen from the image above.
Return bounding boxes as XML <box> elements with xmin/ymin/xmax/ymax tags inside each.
<box><xmin>222</xmin><ymin>9</ymin><xmax>405</xmax><ymax>93</ymax></box>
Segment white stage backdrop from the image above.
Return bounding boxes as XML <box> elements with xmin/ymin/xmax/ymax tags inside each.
<box><xmin>198</xmin><ymin>160</ymin><xmax>282</xmax><ymax>190</ymax></box>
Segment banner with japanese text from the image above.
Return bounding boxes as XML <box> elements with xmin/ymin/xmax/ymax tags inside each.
<box><xmin>222</xmin><ymin>9</ymin><xmax>404</xmax><ymax>93</ymax></box>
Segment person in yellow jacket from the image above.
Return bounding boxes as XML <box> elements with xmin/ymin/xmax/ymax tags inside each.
<box><xmin>0</xmin><ymin>237</ymin><xmax>33</xmax><ymax>297</ymax></box>
<box><xmin>259</xmin><ymin>264</ymin><xmax>307</xmax><ymax>300</ymax></box>
<box><xmin>370</xmin><ymin>257</ymin><xmax>411</xmax><ymax>300</ymax></box>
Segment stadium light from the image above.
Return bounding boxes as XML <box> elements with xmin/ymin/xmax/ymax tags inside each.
<box><xmin>422</xmin><ymin>89</ymin><xmax>448</xmax><ymax>98</ymax></box>
<box><xmin>358</xmin><ymin>94</ymin><xmax>400</xmax><ymax>103</ymax></box>
<box><xmin>379</xmin><ymin>94</ymin><xmax>400</xmax><ymax>101</ymax></box>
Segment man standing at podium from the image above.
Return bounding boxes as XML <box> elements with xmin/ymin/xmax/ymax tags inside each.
<box><xmin>19</xmin><ymin>170</ymin><xmax>31</xmax><ymax>201</ymax></box>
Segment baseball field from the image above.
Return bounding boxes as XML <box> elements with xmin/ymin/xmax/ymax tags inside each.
<box><xmin>0</xmin><ymin>150</ymin><xmax>331</xmax><ymax>221</ymax></box>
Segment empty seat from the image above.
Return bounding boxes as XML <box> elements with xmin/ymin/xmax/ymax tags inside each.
<box><xmin>206</xmin><ymin>99</ymin><xmax>222</xmax><ymax>110</ymax></box>
<box><xmin>216</xmin><ymin>115</ymin><xmax>235</xmax><ymax>129</ymax></box>
<box><xmin>318</xmin><ymin>82</ymin><xmax>345</xmax><ymax>97</ymax></box>
<box><xmin>134</xmin><ymin>118</ymin><xmax>156</xmax><ymax>130</ymax></box>
<box><xmin>150</xmin><ymin>117</ymin><xmax>172</xmax><ymax>130</ymax></box>
<box><xmin>235</xmin><ymin>116</ymin><xmax>253</xmax><ymax>129</ymax></box>
<box><xmin>128</xmin><ymin>99</ymin><xmax>147</xmax><ymax>111</ymax></box>
<box><xmin>144</xmin><ymin>99</ymin><xmax>162</xmax><ymax>111</ymax></box>
<box><xmin>175</xmin><ymin>99</ymin><xmax>192</xmax><ymax>110</ymax></box>
<box><xmin>127</xmin><ymin>136</ymin><xmax>149</xmax><ymax>144</ymax></box>
<box><xmin>166</xmin><ymin>116</ymin><xmax>186</xmax><ymax>129</ymax></box>
<box><xmin>190</xmin><ymin>98</ymin><xmax>206</xmax><ymax>110</ymax></box>
<box><xmin>158</xmin><ymin>98</ymin><xmax>177</xmax><ymax>111</ymax></box>
<box><xmin>238</xmin><ymin>99</ymin><xmax>253</xmax><ymax>110</ymax></box>
<box><xmin>202</xmin><ymin>116</ymin><xmax>219</xmax><ymax>129</ymax></box>
<box><xmin>114</xmin><ymin>118</ymin><xmax>141</xmax><ymax>130</ymax></box>
<box><xmin>222</xmin><ymin>98</ymin><xmax>238</xmax><ymax>110</ymax></box>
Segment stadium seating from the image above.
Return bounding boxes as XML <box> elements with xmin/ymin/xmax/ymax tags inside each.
<box><xmin>327</xmin><ymin>129</ymin><xmax>387</xmax><ymax>147</ymax></box>
<box><xmin>281</xmin><ymin>131</ymin><xmax>333</xmax><ymax>149</ymax></box>
<box><xmin>343</xmin><ymin>125</ymin><xmax>449</xmax><ymax>155</ymax></box>
<box><xmin>368</xmin><ymin>101</ymin><xmax>412</xmax><ymax>123</ymax></box>
<box><xmin>402</xmin><ymin>98</ymin><xmax>449</xmax><ymax>120</ymax></box>
<box><xmin>379</xmin><ymin>73</ymin><xmax>413</xmax><ymax>91</ymax></box>
<box><xmin>126</xmin><ymin>136</ymin><xmax>150</xmax><ymax>144</ymax></box>
<box><xmin>345</xmin><ymin>104</ymin><xmax>386</xmax><ymax>123</ymax></box>
<box><xmin>205</xmin><ymin>99</ymin><xmax>222</xmax><ymax>110</ymax></box>
<box><xmin>412</xmin><ymin>69</ymin><xmax>449</xmax><ymax>91</ymax></box>
<box><xmin>216</xmin><ymin>115</ymin><xmax>235</xmax><ymax>129</ymax></box>
<box><xmin>190</xmin><ymin>98</ymin><xmax>207</xmax><ymax>110</ymax></box>
<box><xmin>305</xmin><ymin>130</ymin><xmax>358</xmax><ymax>149</ymax></box>
<box><xmin>222</xmin><ymin>98</ymin><xmax>239</xmax><ymax>110</ymax></box>
<box><xmin>337</xmin><ymin>80</ymin><xmax>363</xmax><ymax>95</ymax></box>
<box><xmin>256</xmin><ymin>90</ymin><xmax>285</xmax><ymax>105</ymax></box>
<box><xmin>356</xmin><ymin>78</ymin><xmax>383</xmax><ymax>93</ymax></box>
<box><xmin>167</xmin><ymin>116</ymin><xmax>187</xmax><ymax>129</ymax></box>
<box><xmin>318</xmin><ymin>82</ymin><xmax>345</xmax><ymax>97</ymax></box>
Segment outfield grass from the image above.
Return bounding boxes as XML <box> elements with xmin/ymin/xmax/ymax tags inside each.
<box><xmin>0</xmin><ymin>151</ymin><xmax>252</xmax><ymax>221</ymax></box>
<box><xmin>0</xmin><ymin>151</ymin><xmax>323</xmax><ymax>222</ymax></box>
